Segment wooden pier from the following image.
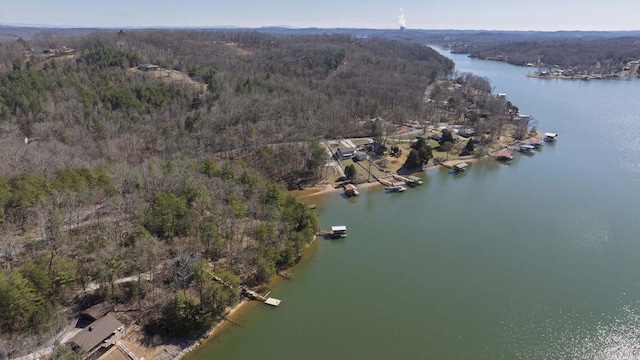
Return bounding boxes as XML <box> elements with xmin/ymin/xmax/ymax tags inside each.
<box><xmin>392</xmin><ymin>174</ymin><xmax>423</xmax><ymax>186</ymax></box>
<box><xmin>241</xmin><ymin>285</ymin><xmax>282</xmax><ymax>307</ymax></box>
<box><xmin>434</xmin><ymin>158</ymin><xmax>452</xmax><ymax>169</ymax></box>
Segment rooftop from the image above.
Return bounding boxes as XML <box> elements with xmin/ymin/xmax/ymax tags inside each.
<box><xmin>69</xmin><ymin>314</ymin><xmax>124</xmax><ymax>353</ymax></box>
<box><xmin>81</xmin><ymin>301</ymin><xmax>114</xmax><ymax>322</ymax></box>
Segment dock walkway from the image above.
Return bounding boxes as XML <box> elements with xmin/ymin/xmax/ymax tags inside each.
<box><xmin>392</xmin><ymin>174</ymin><xmax>422</xmax><ymax>185</ymax></box>
<box><xmin>240</xmin><ymin>285</ymin><xmax>282</xmax><ymax>307</ymax></box>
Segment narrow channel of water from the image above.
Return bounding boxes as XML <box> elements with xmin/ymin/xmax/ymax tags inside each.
<box><xmin>188</xmin><ymin>49</ymin><xmax>640</xmax><ymax>359</ymax></box>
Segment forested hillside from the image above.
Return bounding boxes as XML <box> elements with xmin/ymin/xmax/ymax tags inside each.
<box><xmin>0</xmin><ymin>30</ymin><xmax>455</xmax><ymax>357</ymax></box>
<box><xmin>436</xmin><ymin>36</ymin><xmax>640</xmax><ymax>75</ymax></box>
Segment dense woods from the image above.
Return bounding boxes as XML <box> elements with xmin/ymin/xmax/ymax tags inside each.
<box><xmin>435</xmin><ymin>36</ymin><xmax>640</xmax><ymax>75</ymax></box>
<box><xmin>0</xmin><ymin>29</ymin><xmax>456</xmax><ymax>357</ymax></box>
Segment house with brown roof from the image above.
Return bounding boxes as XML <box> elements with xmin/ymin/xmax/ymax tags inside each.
<box><xmin>68</xmin><ymin>314</ymin><xmax>125</xmax><ymax>356</ymax></box>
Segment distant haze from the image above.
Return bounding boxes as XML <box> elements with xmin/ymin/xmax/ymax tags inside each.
<box><xmin>2</xmin><ymin>0</ymin><xmax>639</xmax><ymax>31</ymax></box>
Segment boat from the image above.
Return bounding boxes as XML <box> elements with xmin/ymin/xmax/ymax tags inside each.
<box><xmin>385</xmin><ymin>184</ymin><xmax>406</xmax><ymax>192</ymax></box>
<box><xmin>518</xmin><ymin>144</ymin><xmax>536</xmax><ymax>155</ymax></box>
<box><xmin>329</xmin><ymin>225</ymin><xmax>347</xmax><ymax>238</ymax></box>
<box><xmin>543</xmin><ymin>132</ymin><xmax>558</xmax><ymax>142</ymax></box>
<box><xmin>405</xmin><ymin>175</ymin><xmax>424</xmax><ymax>186</ymax></box>
<box><xmin>452</xmin><ymin>162</ymin><xmax>468</xmax><ymax>174</ymax></box>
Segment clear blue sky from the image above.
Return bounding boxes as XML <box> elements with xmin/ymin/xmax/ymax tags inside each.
<box><xmin>3</xmin><ymin>0</ymin><xmax>639</xmax><ymax>31</ymax></box>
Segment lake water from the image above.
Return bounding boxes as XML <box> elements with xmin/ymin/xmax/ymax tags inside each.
<box><xmin>187</xmin><ymin>49</ymin><xmax>640</xmax><ymax>359</ymax></box>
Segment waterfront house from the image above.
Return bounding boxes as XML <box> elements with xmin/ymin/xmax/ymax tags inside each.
<box><xmin>68</xmin><ymin>314</ymin><xmax>125</xmax><ymax>357</ymax></box>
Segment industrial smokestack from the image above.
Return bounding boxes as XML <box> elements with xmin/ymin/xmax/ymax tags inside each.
<box><xmin>398</xmin><ymin>8</ymin><xmax>406</xmax><ymax>31</ymax></box>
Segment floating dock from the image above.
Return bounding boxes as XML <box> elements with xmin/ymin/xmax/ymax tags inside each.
<box><xmin>241</xmin><ymin>285</ymin><xmax>282</xmax><ymax>306</ymax></box>
<box><xmin>265</xmin><ymin>298</ymin><xmax>282</xmax><ymax>307</ymax></box>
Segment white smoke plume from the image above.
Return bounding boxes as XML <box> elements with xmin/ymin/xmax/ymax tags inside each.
<box><xmin>398</xmin><ymin>8</ymin><xmax>407</xmax><ymax>28</ymax></box>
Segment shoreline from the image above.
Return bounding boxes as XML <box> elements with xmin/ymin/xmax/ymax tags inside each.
<box><xmin>171</xmin><ymin>227</ymin><xmax>322</xmax><ymax>359</ymax></box>
<box><xmin>296</xmin><ymin>156</ymin><xmax>486</xmax><ymax>199</ymax></box>
<box><xmin>172</xmin><ymin>299</ymin><xmax>251</xmax><ymax>359</ymax></box>
<box><xmin>166</xmin><ymin>144</ymin><xmax>527</xmax><ymax>358</ymax></box>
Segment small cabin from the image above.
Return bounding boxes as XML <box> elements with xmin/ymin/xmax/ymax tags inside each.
<box><xmin>543</xmin><ymin>132</ymin><xmax>558</xmax><ymax>142</ymax></box>
<box><xmin>330</xmin><ymin>225</ymin><xmax>347</xmax><ymax>238</ymax></box>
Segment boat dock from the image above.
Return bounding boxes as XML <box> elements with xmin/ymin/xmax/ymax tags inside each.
<box><xmin>543</xmin><ymin>132</ymin><xmax>558</xmax><ymax>142</ymax></box>
<box><xmin>452</xmin><ymin>162</ymin><xmax>468</xmax><ymax>173</ymax></box>
<box><xmin>264</xmin><ymin>298</ymin><xmax>282</xmax><ymax>306</ymax></box>
<box><xmin>385</xmin><ymin>183</ymin><xmax>406</xmax><ymax>192</ymax></box>
<box><xmin>318</xmin><ymin>225</ymin><xmax>348</xmax><ymax>238</ymax></box>
<box><xmin>344</xmin><ymin>184</ymin><xmax>359</xmax><ymax>197</ymax></box>
<box><xmin>494</xmin><ymin>149</ymin><xmax>514</xmax><ymax>161</ymax></box>
<box><xmin>241</xmin><ymin>285</ymin><xmax>282</xmax><ymax>307</ymax></box>
<box><xmin>378</xmin><ymin>177</ymin><xmax>392</xmax><ymax>186</ymax></box>
<box><xmin>392</xmin><ymin>174</ymin><xmax>422</xmax><ymax>186</ymax></box>
<box><xmin>405</xmin><ymin>175</ymin><xmax>424</xmax><ymax>185</ymax></box>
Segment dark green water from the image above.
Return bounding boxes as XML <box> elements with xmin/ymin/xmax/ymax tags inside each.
<box><xmin>188</xmin><ymin>50</ymin><xmax>640</xmax><ymax>359</ymax></box>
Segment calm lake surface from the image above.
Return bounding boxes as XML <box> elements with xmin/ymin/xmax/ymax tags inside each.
<box><xmin>188</xmin><ymin>49</ymin><xmax>640</xmax><ymax>359</ymax></box>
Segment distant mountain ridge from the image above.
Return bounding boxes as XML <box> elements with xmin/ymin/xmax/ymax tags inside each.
<box><xmin>2</xmin><ymin>23</ymin><xmax>640</xmax><ymax>40</ymax></box>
